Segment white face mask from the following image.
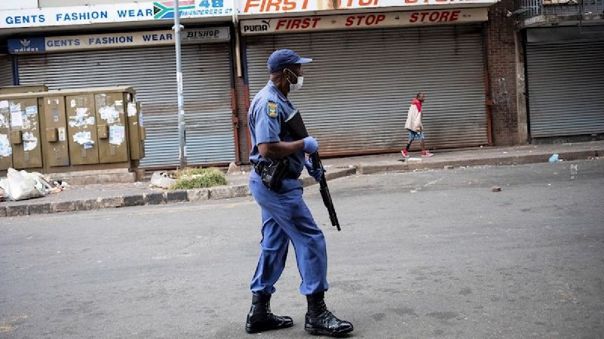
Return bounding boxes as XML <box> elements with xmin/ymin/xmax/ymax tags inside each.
<box><xmin>290</xmin><ymin>76</ymin><xmax>303</xmax><ymax>91</ymax></box>
<box><xmin>285</xmin><ymin>69</ymin><xmax>303</xmax><ymax>91</ymax></box>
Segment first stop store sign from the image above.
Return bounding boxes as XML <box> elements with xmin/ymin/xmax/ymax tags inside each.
<box><xmin>241</xmin><ymin>7</ymin><xmax>488</xmax><ymax>34</ymax></box>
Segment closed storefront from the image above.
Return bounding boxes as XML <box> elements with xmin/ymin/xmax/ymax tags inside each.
<box><xmin>0</xmin><ymin>55</ymin><xmax>13</xmax><ymax>87</ymax></box>
<box><xmin>244</xmin><ymin>25</ymin><xmax>487</xmax><ymax>155</ymax></box>
<box><xmin>13</xmin><ymin>27</ymin><xmax>236</xmax><ymax>168</ymax></box>
<box><xmin>525</xmin><ymin>27</ymin><xmax>604</xmax><ymax>139</ymax></box>
<box><xmin>240</xmin><ymin>3</ymin><xmax>494</xmax><ymax>156</ymax></box>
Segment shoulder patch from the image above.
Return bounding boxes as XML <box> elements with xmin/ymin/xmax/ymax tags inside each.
<box><xmin>267</xmin><ymin>101</ymin><xmax>278</xmax><ymax>118</ymax></box>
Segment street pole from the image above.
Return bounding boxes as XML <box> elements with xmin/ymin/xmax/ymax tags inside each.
<box><xmin>174</xmin><ymin>0</ymin><xmax>187</xmax><ymax>168</ymax></box>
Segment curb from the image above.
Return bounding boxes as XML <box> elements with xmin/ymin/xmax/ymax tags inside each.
<box><xmin>1</xmin><ymin>149</ymin><xmax>600</xmax><ymax>218</ymax></box>
<box><xmin>357</xmin><ymin>150</ymin><xmax>600</xmax><ymax>174</ymax></box>
<box><xmin>0</xmin><ymin>180</ymin><xmax>305</xmax><ymax>218</ymax></box>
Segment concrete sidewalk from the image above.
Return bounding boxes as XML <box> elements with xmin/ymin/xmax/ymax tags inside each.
<box><xmin>1</xmin><ymin>141</ymin><xmax>602</xmax><ymax>218</ymax></box>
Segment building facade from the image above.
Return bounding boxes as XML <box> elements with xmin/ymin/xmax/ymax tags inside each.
<box><xmin>515</xmin><ymin>0</ymin><xmax>604</xmax><ymax>143</ymax></box>
<box><xmin>1</xmin><ymin>0</ymin><xmax>562</xmax><ymax>169</ymax></box>
<box><xmin>1</xmin><ymin>0</ymin><xmax>239</xmax><ymax>168</ymax></box>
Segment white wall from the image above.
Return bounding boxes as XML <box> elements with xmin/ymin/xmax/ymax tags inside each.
<box><xmin>0</xmin><ymin>0</ymin><xmax>38</xmax><ymax>10</ymax></box>
<box><xmin>39</xmin><ymin>0</ymin><xmax>138</xmax><ymax>7</ymax></box>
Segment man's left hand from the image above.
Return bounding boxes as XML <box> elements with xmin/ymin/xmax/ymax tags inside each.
<box><xmin>304</xmin><ymin>159</ymin><xmax>324</xmax><ymax>182</ymax></box>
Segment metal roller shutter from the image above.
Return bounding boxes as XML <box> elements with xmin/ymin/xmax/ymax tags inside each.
<box><xmin>245</xmin><ymin>25</ymin><xmax>487</xmax><ymax>155</ymax></box>
<box><xmin>0</xmin><ymin>55</ymin><xmax>13</xmax><ymax>86</ymax></box>
<box><xmin>526</xmin><ymin>40</ymin><xmax>604</xmax><ymax>138</ymax></box>
<box><xmin>17</xmin><ymin>44</ymin><xmax>235</xmax><ymax>168</ymax></box>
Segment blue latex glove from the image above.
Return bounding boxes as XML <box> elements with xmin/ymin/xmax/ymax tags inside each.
<box><xmin>305</xmin><ymin>159</ymin><xmax>324</xmax><ymax>182</ymax></box>
<box><xmin>302</xmin><ymin>136</ymin><xmax>319</xmax><ymax>154</ymax></box>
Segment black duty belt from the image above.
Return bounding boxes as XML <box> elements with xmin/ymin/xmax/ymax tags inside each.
<box><xmin>253</xmin><ymin>162</ymin><xmax>299</xmax><ymax>180</ymax></box>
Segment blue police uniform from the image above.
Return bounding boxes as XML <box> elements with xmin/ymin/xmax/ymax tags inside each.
<box><xmin>248</xmin><ymin>80</ymin><xmax>329</xmax><ymax>296</ymax></box>
<box><xmin>245</xmin><ymin>49</ymin><xmax>353</xmax><ymax>337</ymax></box>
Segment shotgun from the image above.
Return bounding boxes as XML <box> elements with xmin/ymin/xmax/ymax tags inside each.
<box><xmin>309</xmin><ymin>152</ymin><xmax>341</xmax><ymax>231</ymax></box>
<box><xmin>285</xmin><ymin>110</ymin><xmax>341</xmax><ymax>231</ymax></box>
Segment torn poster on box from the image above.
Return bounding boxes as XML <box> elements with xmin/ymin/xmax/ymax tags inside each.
<box><xmin>19</xmin><ymin>113</ymin><xmax>34</xmax><ymax>130</ymax></box>
<box><xmin>22</xmin><ymin>132</ymin><xmax>38</xmax><ymax>152</ymax></box>
<box><xmin>69</xmin><ymin>107</ymin><xmax>95</xmax><ymax>128</ymax></box>
<box><xmin>73</xmin><ymin>131</ymin><xmax>95</xmax><ymax>149</ymax></box>
<box><xmin>10</xmin><ymin>111</ymin><xmax>23</xmax><ymax>128</ymax></box>
<box><xmin>9</xmin><ymin>103</ymin><xmax>21</xmax><ymax>113</ymax></box>
<box><xmin>0</xmin><ymin>134</ymin><xmax>12</xmax><ymax>157</ymax></box>
<box><xmin>109</xmin><ymin>125</ymin><xmax>125</xmax><ymax>145</ymax></box>
<box><xmin>25</xmin><ymin>106</ymin><xmax>37</xmax><ymax>116</ymax></box>
<box><xmin>99</xmin><ymin>105</ymin><xmax>120</xmax><ymax>124</ymax></box>
<box><xmin>0</xmin><ymin>114</ymin><xmax>9</xmax><ymax>129</ymax></box>
<box><xmin>127</xmin><ymin>102</ymin><xmax>137</xmax><ymax>117</ymax></box>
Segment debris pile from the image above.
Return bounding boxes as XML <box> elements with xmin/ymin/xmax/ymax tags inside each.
<box><xmin>0</xmin><ymin>168</ymin><xmax>67</xmax><ymax>201</ymax></box>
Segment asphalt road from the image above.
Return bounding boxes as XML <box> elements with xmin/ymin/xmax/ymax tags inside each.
<box><xmin>1</xmin><ymin>159</ymin><xmax>603</xmax><ymax>339</ymax></box>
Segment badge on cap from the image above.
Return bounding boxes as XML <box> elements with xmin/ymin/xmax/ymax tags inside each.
<box><xmin>267</xmin><ymin>101</ymin><xmax>278</xmax><ymax>118</ymax></box>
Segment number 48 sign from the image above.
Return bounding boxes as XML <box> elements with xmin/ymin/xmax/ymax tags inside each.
<box><xmin>199</xmin><ymin>0</ymin><xmax>224</xmax><ymax>8</ymax></box>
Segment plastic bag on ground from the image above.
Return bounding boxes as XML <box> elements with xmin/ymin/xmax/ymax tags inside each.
<box><xmin>2</xmin><ymin>168</ymin><xmax>46</xmax><ymax>201</ymax></box>
<box><xmin>548</xmin><ymin>153</ymin><xmax>560</xmax><ymax>163</ymax></box>
<box><xmin>0</xmin><ymin>182</ymin><xmax>6</xmax><ymax>201</ymax></box>
<box><xmin>150</xmin><ymin>171</ymin><xmax>176</xmax><ymax>189</ymax></box>
<box><xmin>2</xmin><ymin>168</ymin><xmax>45</xmax><ymax>200</ymax></box>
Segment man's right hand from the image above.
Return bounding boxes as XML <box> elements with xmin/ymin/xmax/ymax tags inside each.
<box><xmin>303</xmin><ymin>136</ymin><xmax>319</xmax><ymax>154</ymax></box>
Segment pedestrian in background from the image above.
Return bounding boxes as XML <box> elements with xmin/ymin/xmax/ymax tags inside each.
<box><xmin>402</xmin><ymin>92</ymin><xmax>434</xmax><ymax>158</ymax></box>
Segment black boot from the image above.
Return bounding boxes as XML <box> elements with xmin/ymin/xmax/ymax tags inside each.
<box><xmin>305</xmin><ymin>292</ymin><xmax>353</xmax><ymax>337</ymax></box>
<box><xmin>245</xmin><ymin>293</ymin><xmax>293</xmax><ymax>334</ymax></box>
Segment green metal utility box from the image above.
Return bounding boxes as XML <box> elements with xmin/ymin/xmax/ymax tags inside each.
<box><xmin>0</xmin><ymin>86</ymin><xmax>145</xmax><ymax>174</ymax></box>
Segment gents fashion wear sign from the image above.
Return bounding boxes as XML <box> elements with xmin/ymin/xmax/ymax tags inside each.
<box><xmin>0</xmin><ymin>0</ymin><xmax>234</xmax><ymax>29</ymax></box>
<box><xmin>8</xmin><ymin>28</ymin><xmax>230</xmax><ymax>54</ymax></box>
<box><xmin>241</xmin><ymin>7</ymin><xmax>487</xmax><ymax>34</ymax></box>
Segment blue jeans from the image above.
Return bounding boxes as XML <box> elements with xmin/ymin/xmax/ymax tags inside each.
<box><xmin>408</xmin><ymin>129</ymin><xmax>425</xmax><ymax>141</ymax></box>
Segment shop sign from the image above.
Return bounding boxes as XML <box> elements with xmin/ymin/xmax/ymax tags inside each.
<box><xmin>0</xmin><ymin>0</ymin><xmax>234</xmax><ymax>29</ymax></box>
<box><xmin>238</xmin><ymin>0</ymin><xmax>497</xmax><ymax>15</ymax></box>
<box><xmin>241</xmin><ymin>7</ymin><xmax>487</xmax><ymax>34</ymax></box>
<box><xmin>8</xmin><ymin>27</ymin><xmax>231</xmax><ymax>54</ymax></box>
<box><xmin>153</xmin><ymin>0</ymin><xmax>234</xmax><ymax>19</ymax></box>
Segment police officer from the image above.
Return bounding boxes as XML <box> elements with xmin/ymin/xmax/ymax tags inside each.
<box><xmin>245</xmin><ymin>49</ymin><xmax>354</xmax><ymax>337</ymax></box>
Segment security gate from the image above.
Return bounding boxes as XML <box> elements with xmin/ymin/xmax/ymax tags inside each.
<box><xmin>17</xmin><ymin>43</ymin><xmax>235</xmax><ymax>167</ymax></box>
<box><xmin>245</xmin><ymin>25</ymin><xmax>488</xmax><ymax>155</ymax></box>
